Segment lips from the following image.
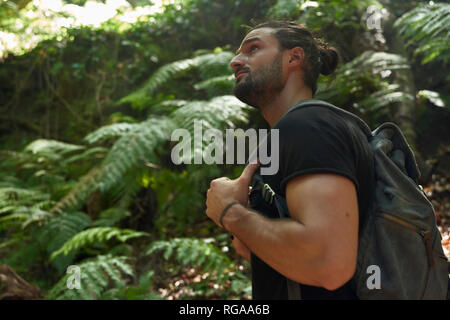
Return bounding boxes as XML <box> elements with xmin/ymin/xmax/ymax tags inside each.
<box><xmin>235</xmin><ymin>70</ymin><xmax>249</xmax><ymax>80</ymax></box>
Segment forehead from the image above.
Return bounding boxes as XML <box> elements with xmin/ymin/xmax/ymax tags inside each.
<box><xmin>242</xmin><ymin>28</ymin><xmax>276</xmax><ymax>42</ymax></box>
<box><xmin>238</xmin><ymin>28</ymin><xmax>279</xmax><ymax>50</ymax></box>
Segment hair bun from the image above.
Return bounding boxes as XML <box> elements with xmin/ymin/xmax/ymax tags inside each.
<box><xmin>317</xmin><ymin>41</ymin><xmax>339</xmax><ymax>76</ymax></box>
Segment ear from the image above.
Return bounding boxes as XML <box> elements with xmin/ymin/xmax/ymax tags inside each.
<box><xmin>287</xmin><ymin>47</ymin><xmax>305</xmax><ymax>68</ymax></box>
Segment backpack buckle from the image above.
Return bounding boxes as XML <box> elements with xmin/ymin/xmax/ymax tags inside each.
<box><xmin>262</xmin><ymin>183</ymin><xmax>275</xmax><ymax>205</ymax></box>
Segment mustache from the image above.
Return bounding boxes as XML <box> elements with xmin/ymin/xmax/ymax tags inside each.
<box><xmin>235</xmin><ymin>67</ymin><xmax>250</xmax><ymax>76</ymax></box>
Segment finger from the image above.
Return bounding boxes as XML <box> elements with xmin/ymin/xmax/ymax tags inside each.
<box><xmin>240</xmin><ymin>162</ymin><xmax>260</xmax><ymax>184</ymax></box>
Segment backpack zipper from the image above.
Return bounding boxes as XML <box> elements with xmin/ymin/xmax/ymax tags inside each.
<box><xmin>378</xmin><ymin>212</ymin><xmax>434</xmax><ymax>267</ymax></box>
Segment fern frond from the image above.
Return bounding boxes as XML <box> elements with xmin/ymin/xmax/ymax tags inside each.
<box><xmin>340</xmin><ymin>51</ymin><xmax>409</xmax><ymax>77</ymax></box>
<box><xmin>51</xmin><ymin>116</ymin><xmax>175</xmax><ymax>214</ymax></box>
<box><xmin>61</xmin><ymin>147</ymin><xmax>108</xmax><ymax>166</ymax></box>
<box><xmin>316</xmin><ymin>51</ymin><xmax>411</xmax><ymax>114</ymax></box>
<box><xmin>395</xmin><ymin>3</ymin><xmax>450</xmax><ymax>64</ymax></box>
<box><xmin>418</xmin><ymin>90</ymin><xmax>446</xmax><ymax>108</ymax></box>
<box><xmin>147</xmin><ymin>237</ymin><xmax>233</xmax><ymax>284</ymax></box>
<box><xmin>168</xmin><ymin>95</ymin><xmax>250</xmax><ymax>165</ymax></box>
<box><xmin>0</xmin><ymin>187</ymin><xmax>50</xmax><ymax>214</ymax></box>
<box><xmin>50</xmin><ymin>167</ymin><xmax>101</xmax><ymax>214</ymax></box>
<box><xmin>84</xmin><ymin>123</ymin><xmax>140</xmax><ymax>144</ymax></box>
<box><xmin>172</xmin><ymin>95</ymin><xmax>250</xmax><ymax>130</ymax></box>
<box><xmin>118</xmin><ymin>51</ymin><xmax>234</xmax><ymax>107</ymax></box>
<box><xmin>47</xmin><ymin>254</ymin><xmax>134</xmax><ymax>300</ymax></box>
<box><xmin>98</xmin><ymin>116</ymin><xmax>176</xmax><ymax>193</ymax></box>
<box><xmin>358</xmin><ymin>84</ymin><xmax>415</xmax><ymax>113</ymax></box>
<box><xmin>43</xmin><ymin>211</ymin><xmax>92</xmax><ymax>251</ymax></box>
<box><xmin>50</xmin><ymin>227</ymin><xmax>149</xmax><ymax>260</ymax></box>
<box><xmin>151</xmin><ymin>99</ymin><xmax>189</xmax><ymax>114</ymax></box>
<box><xmin>194</xmin><ymin>74</ymin><xmax>235</xmax><ymax>90</ymax></box>
<box><xmin>91</xmin><ymin>208</ymin><xmax>131</xmax><ymax>227</ymax></box>
<box><xmin>24</xmin><ymin>139</ymin><xmax>85</xmax><ymax>155</ymax></box>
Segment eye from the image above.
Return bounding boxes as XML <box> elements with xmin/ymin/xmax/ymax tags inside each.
<box><xmin>249</xmin><ymin>45</ymin><xmax>259</xmax><ymax>53</ymax></box>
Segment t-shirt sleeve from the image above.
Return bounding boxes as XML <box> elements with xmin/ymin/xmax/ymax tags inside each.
<box><xmin>276</xmin><ymin>107</ymin><xmax>359</xmax><ymax>193</ymax></box>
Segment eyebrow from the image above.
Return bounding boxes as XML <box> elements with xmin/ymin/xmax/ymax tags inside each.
<box><xmin>235</xmin><ymin>37</ymin><xmax>261</xmax><ymax>54</ymax></box>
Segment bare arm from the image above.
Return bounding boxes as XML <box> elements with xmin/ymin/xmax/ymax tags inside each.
<box><xmin>206</xmin><ymin>165</ymin><xmax>358</xmax><ymax>290</ymax></box>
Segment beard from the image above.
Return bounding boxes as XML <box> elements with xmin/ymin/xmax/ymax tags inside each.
<box><xmin>233</xmin><ymin>53</ymin><xmax>284</xmax><ymax>109</ymax></box>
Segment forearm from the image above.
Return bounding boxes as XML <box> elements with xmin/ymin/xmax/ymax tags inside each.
<box><xmin>222</xmin><ymin>203</ymin><xmax>328</xmax><ymax>288</ymax></box>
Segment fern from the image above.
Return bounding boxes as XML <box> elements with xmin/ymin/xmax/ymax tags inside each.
<box><xmin>358</xmin><ymin>84</ymin><xmax>415</xmax><ymax>114</ymax></box>
<box><xmin>147</xmin><ymin>237</ymin><xmax>233</xmax><ymax>284</ymax></box>
<box><xmin>24</xmin><ymin>139</ymin><xmax>85</xmax><ymax>155</ymax></box>
<box><xmin>0</xmin><ymin>187</ymin><xmax>50</xmax><ymax>211</ymax></box>
<box><xmin>50</xmin><ymin>167</ymin><xmax>102</xmax><ymax>214</ymax></box>
<box><xmin>118</xmin><ymin>51</ymin><xmax>234</xmax><ymax>109</ymax></box>
<box><xmin>47</xmin><ymin>254</ymin><xmax>134</xmax><ymax>300</ymax></box>
<box><xmin>316</xmin><ymin>50</ymin><xmax>411</xmax><ymax>117</ymax></box>
<box><xmin>36</xmin><ymin>211</ymin><xmax>92</xmax><ymax>272</ymax></box>
<box><xmin>84</xmin><ymin>123</ymin><xmax>140</xmax><ymax>144</ymax></box>
<box><xmin>61</xmin><ymin>146</ymin><xmax>108</xmax><ymax>166</ymax></box>
<box><xmin>50</xmin><ymin>116</ymin><xmax>176</xmax><ymax>214</ymax></box>
<box><xmin>91</xmin><ymin>208</ymin><xmax>131</xmax><ymax>227</ymax></box>
<box><xmin>99</xmin><ymin>117</ymin><xmax>176</xmax><ymax>192</ymax></box>
<box><xmin>193</xmin><ymin>74</ymin><xmax>235</xmax><ymax>96</ymax></box>
<box><xmin>172</xmin><ymin>95</ymin><xmax>250</xmax><ymax>131</ymax></box>
<box><xmin>50</xmin><ymin>227</ymin><xmax>149</xmax><ymax>260</ymax></box>
<box><xmin>0</xmin><ymin>186</ymin><xmax>52</xmax><ymax>232</ymax></box>
<box><xmin>395</xmin><ymin>3</ymin><xmax>450</xmax><ymax>64</ymax></box>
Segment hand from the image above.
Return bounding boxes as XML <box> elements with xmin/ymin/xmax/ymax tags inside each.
<box><xmin>205</xmin><ymin>162</ymin><xmax>259</xmax><ymax>227</ymax></box>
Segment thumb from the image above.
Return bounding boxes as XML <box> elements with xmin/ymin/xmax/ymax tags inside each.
<box><xmin>239</xmin><ymin>161</ymin><xmax>260</xmax><ymax>184</ymax></box>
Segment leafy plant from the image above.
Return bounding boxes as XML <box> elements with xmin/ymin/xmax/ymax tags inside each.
<box><xmin>47</xmin><ymin>254</ymin><xmax>135</xmax><ymax>300</ymax></box>
<box><xmin>118</xmin><ymin>50</ymin><xmax>235</xmax><ymax>110</ymax></box>
<box><xmin>395</xmin><ymin>3</ymin><xmax>450</xmax><ymax>65</ymax></box>
<box><xmin>316</xmin><ymin>50</ymin><xmax>413</xmax><ymax>123</ymax></box>
<box><xmin>50</xmin><ymin>227</ymin><xmax>149</xmax><ymax>261</ymax></box>
<box><xmin>148</xmin><ymin>237</ymin><xmax>234</xmax><ymax>284</ymax></box>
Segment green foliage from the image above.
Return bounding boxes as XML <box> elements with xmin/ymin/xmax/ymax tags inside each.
<box><xmin>92</xmin><ymin>208</ymin><xmax>131</xmax><ymax>227</ymax></box>
<box><xmin>1</xmin><ymin>0</ymin><xmax>448</xmax><ymax>301</ymax></box>
<box><xmin>148</xmin><ymin>237</ymin><xmax>233</xmax><ymax>284</ymax></box>
<box><xmin>50</xmin><ymin>227</ymin><xmax>149</xmax><ymax>261</ymax></box>
<box><xmin>100</xmin><ymin>270</ymin><xmax>161</xmax><ymax>300</ymax></box>
<box><xmin>47</xmin><ymin>254</ymin><xmax>134</xmax><ymax>300</ymax></box>
<box><xmin>24</xmin><ymin>139</ymin><xmax>85</xmax><ymax>155</ymax></box>
<box><xmin>39</xmin><ymin>211</ymin><xmax>92</xmax><ymax>272</ymax></box>
<box><xmin>417</xmin><ymin>90</ymin><xmax>447</xmax><ymax>109</ymax></box>
<box><xmin>395</xmin><ymin>3</ymin><xmax>450</xmax><ymax>65</ymax></box>
<box><xmin>147</xmin><ymin>236</ymin><xmax>251</xmax><ymax>298</ymax></box>
<box><xmin>316</xmin><ymin>51</ymin><xmax>413</xmax><ymax>122</ymax></box>
<box><xmin>118</xmin><ymin>51</ymin><xmax>234</xmax><ymax>110</ymax></box>
<box><xmin>151</xmin><ymin>166</ymin><xmax>221</xmax><ymax>234</ymax></box>
<box><xmin>84</xmin><ymin>123</ymin><xmax>140</xmax><ymax>144</ymax></box>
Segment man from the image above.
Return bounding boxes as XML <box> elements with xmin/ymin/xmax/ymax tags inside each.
<box><xmin>205</xmin><ymin>21</ymin><xmax>374</xmax><ymax>299</ymax></box>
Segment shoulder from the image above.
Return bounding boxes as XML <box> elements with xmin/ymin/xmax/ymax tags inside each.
<box><xmin>274</xmin><ymin>105</ymin><xmax>352</xmax><ymax>141</ymax></box>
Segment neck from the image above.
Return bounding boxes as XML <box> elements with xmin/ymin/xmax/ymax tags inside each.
<box><xmin>259</xmin><ymin>79</ymin><xmax>313</xmax><ymax>127</ymax></box>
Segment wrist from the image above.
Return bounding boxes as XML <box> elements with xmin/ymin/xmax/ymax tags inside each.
<box><xmin>221</xmin><ymin>201</ymin><xmax>245</xmax><ymax>231</ymax></box>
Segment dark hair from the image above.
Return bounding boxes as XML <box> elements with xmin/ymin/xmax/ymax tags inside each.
<box><xmin>250</xmin><ymin>21</ymin><xmax>339</xmax><ymax>94</ymax></box>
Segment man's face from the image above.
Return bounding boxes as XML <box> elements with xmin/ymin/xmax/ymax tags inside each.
<box><xmin>230</xmin><ymin>28</ymin><xmax>285</xmax><ymax>108</ymax></box>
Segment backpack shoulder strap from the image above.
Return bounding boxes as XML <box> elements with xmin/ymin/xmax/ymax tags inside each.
<box><xmin>286</xmin><ymin>99</ymin><xmax>373</xmax><ymax>138</ymax></box>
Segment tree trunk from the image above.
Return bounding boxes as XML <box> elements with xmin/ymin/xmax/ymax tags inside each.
<box><xmin>382</xmin><ymin>10</ymin><xmax>418</xmax><ymax>152</ymax></box>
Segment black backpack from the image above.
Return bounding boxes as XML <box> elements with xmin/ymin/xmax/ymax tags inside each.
<box><xmin>249</xmin><ymin>99</ymin><xmax>449</xmax><ymax>300</ymax></box>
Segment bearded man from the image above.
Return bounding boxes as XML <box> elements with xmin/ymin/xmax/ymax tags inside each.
<box><xmin>205</xmin><ymin>21</ymin><xmax>374</xmax><ymax>300</ymax></box>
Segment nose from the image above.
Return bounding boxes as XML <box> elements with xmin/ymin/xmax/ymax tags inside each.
<box><xmin>230</xmin><ymin>54</ymin><xmax>245</xmax><ymax>72</ymax></box>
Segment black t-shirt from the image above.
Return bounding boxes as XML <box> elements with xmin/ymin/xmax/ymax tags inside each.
<box><xmin>250</xmin><ymin>102</ymin><xmax>374</xmax><ymax>300</ymax></box>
